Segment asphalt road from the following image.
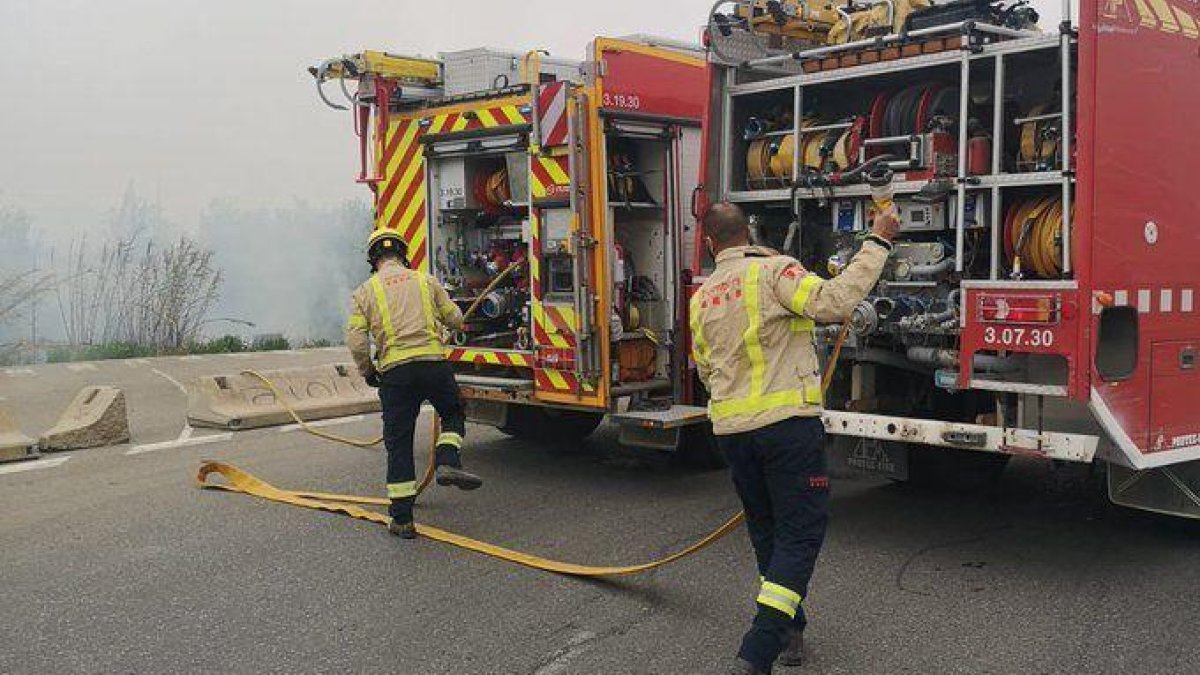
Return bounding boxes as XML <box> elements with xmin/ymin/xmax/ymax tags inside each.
<box><xmin>3</xmin><ymin>351</ymin><xmax>1200</xmax><ymax>674</ymax></box>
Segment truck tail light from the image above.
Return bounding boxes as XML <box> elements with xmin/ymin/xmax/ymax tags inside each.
<box><xmin>978</xmin><ymin>294</ymin><xmax>1059</xmax><ymax>325</ymax></box>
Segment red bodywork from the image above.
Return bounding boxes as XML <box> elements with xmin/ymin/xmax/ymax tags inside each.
<box><xmin>954</xmin><ymin>1</ymin><xmax>1200</xmax><ymax>465</ymax></box>
<box><xmin>697</xmin><ymin>2</ymin><xmax>1200</xmax><ymax>467</ymax></box>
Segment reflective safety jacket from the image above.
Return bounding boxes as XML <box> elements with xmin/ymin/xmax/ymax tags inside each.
<box><xmin>690</xmin><ymin>239</ymin><xmax>891</xmax><ymax>435</ymax></box>
<box><xmin>346</xmin><ymin>260</ymin><xmax>463</xmax><ymax>376</ymax></box>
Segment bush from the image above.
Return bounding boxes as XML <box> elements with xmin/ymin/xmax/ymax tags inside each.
<box><xmin>253</xmin><ymin>334</ymin><xmax>290</xmax><ymax>351</ymax></box>
<box><xmin>191</xmin><ymin>334</ymin><xmax>247</xmax><ymax>354</ymax></box>
<box><xmin>47</xmin><ymin>342</ymin><xmax>157</xmax><ymax>363</ymax></box>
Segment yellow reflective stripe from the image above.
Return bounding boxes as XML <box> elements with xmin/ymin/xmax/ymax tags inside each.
<box><xmin>789</xmin><ymin>317</ymin><xmax>816</xmax><ymax>333</ymax></box>
<box><xmin>790</xmin><ymin>274</ymin><xmax>821</xmax><ymax>317</ymax></box>
<box><xmin>379</xmin><ymin>343</ymin><xmax>446</xmax><ymax>368</ymax></box>
<box><xmin>370</xmin><ymin>275</ymin><xmax>397</xmax><ymax>354</ymax></box>
<box><xmin>436</xmin><ymin>432</ymin><xmax>463</xmax><ymax>448</ymax></box>
<box><xmin>387</xmin><ymin>481</ymin><xmax>417</xmax><ymax>499</ymax></box>
<box><xmin>689</xmin><ymin>295</ymin><xmax>710</xmax><ymax>367</ymax></box>
<box><xmin>756</xmin><ymin>583</ymin><xmax>801</xmax><ymax>618</ymax></box>
<box><xmin>347</xmin><ymin>313</ymin><xmax>369</xmax><ymax>330</ymax></box>
<box><xmin>743</xmin><ymin>263</ymin><xmax>765</xmax><ymax>396</ymax></box>
<box><xmin>710</xmin><ymin>389</ymin><xmax>804</xmax><ymax>420</ymax></box>
<box><xmin>762</xmin><ymin>581</ymin><xmax>802</xmax><ymax>606</ymax></box>
<box><xmin>709</xmin><ymin>383</ymin><xmax>823</xmax><ymax>419</ymax></box>
<box><xmin>757</xmin><ymin>593</ymin><xmax>795</xmax><ymax>618</ymax></box>
<box><xmin>757</xmin><ymin>580</ymin><xmax>802</xmax><ymax>618</ymax></box>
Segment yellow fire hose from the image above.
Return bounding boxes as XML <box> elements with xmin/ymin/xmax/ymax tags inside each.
<box><xmin>196</xmin><ymin>265</ymin><xmax>852</xmax><ymax>577</ymax></box>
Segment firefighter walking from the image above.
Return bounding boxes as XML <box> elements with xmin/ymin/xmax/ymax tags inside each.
<box><xmin>346</xmin><ymin>230</ymin><xmax>484</xmax><ymax>540</ymax></box>
<box><xmin>690</xmin><ymin>203</ymin><xmax>897</xmax><ymax>673</ymax></box>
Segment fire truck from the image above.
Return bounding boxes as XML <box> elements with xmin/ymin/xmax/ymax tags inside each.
<box><xmin>311</xmin><ymin>38</ymin><xmax>728</xmax><ymax>465</ymax></box>
<box><xmin>699</xmin><ymin>0</ymin><xmax>1200</xmax><ymax>517</ymax></box>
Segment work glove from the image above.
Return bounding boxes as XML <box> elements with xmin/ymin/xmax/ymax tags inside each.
<box><xmin>365</xmin><ymin>369</ymin><xmax>381</xmax><ymax>388</ymax></box>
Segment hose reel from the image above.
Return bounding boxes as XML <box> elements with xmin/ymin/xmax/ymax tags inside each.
<box><xmin>1016</xmin><ymin>103</ymin><xmax>1062</xmax><ymax>171</ymax></box>
<box><xmin>1004</xmin><ymin>195</ymin><xmax>1071</xmax><ymax>278</ymax></box>
<box><xmin>744</xmin><ymin>116</ymin><xmax>865</xmax><ymax>188</ymax></box>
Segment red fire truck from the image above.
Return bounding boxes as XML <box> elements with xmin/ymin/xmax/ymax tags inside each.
<box><xmin>698</xmin><ymin>0</ymin><xmax>1200</xmax><ymax>517</ymax></box>
<box><xmin>312</xmin><ymin>38</ymin><xmax>727</xmax><ymax>465</ymax></box>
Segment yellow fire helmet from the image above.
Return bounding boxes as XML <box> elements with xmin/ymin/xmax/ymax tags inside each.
<box><xmin>366</xmin><ymin>229</ymin><xmax>408</xmax><ymax>268</ymax></box>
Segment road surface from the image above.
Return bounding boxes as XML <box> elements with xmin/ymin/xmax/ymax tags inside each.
<box><xmin>2</xmin><ymin>350</ymin><xmax>1200</xmax><ymax>674</ymax></box>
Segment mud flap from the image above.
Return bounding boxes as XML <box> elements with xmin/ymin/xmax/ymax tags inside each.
<box><xmin>1108</xmin><ymin>461</ymin><xmax>1200</xmax><ymax>520</ymax></box>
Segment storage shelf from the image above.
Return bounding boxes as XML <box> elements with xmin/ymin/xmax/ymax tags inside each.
<box><xmin>728</xmin><ymin>33</ymin><xmax>1064</xmax><ymax>96</ymax></box>
<box><xmin>725</xmin><ymin>171</ymin><xmax>1071</xmax><ymax>204</ymax></box>
<box><xmin>971</xmin><ymin>171</ymin><xmax>1072</xmax><ymax>188</ymax></box>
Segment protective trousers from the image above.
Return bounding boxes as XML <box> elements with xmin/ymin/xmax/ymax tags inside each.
<box><xmin>717</xmin><ymin>416</ymin><xmax>830</xmax><ymax>673</ymax></box>
<box><xmin>378</xmin><ymin>360</ymin><xmax>467</xmax><ymax>522</ymax></box>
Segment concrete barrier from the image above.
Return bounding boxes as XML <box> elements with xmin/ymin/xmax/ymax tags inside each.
<box><xmin>39</xmin><ymin>386</ymin><xmax>131</xmax><ymax>451</ymax></box>
<box><xmin>187</xmin><ymin>363</ymin><xmax>380</xmax><ymax>431</ymax></box>
<box><xmin>0</xmin><ymin>407</ymin><xmax>38</xmax><ymax>463</ymax></box>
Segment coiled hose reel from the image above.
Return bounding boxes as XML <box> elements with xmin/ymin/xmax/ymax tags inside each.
<box><xmin>1004</xmin><ymin>195</ymin><xmax>1071</xmax><ymax>278</ymax></box>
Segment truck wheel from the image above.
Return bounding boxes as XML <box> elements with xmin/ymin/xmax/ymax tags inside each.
<box><xmin>675</xmin><ymin>421</ymin><xmax>727</xmax><ymax>470</ymax></box>
<box><xmin>905</xmin><ymin>446</ymin><xmax>1010</xmax><ymax>492</ymax></box>
<box><xmin>499</xmin><ymin>404</ymin><xmax>604</xmax><ymax>443</ymax></box>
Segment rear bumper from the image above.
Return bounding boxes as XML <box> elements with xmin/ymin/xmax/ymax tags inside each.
<box><xmin>822</xmin><ymin>410</ymin><xmax>1100</xmax><ymax>463</ymax></box>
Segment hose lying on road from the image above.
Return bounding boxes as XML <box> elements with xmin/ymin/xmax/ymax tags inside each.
<box><xmin>198</xmin><ymin>318</ymin><xmax>850</xmax><ymax>578</ymax></box>
<box><xmin>197</xmin><ymin>461</ymin><xmax>746</xmax><ymax>576</ymax></box>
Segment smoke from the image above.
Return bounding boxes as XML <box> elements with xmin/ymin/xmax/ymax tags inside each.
<box><xmin>1</xmin><ymin>189</ymin><xmax>370</xmax><ymax>348</ymax></box>
<box><xmin>196</xmin><ymin>198</ymin><xmax>370</xmax><ymax>342</ymax></box>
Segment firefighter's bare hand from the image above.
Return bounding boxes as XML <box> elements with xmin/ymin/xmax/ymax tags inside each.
<box><xmin>870</xmin><ymin>205</ymin><xmax>901</xmax><ymax>242</ymax></box>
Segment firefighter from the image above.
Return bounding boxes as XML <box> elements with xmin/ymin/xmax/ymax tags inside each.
<box><xmin>346</xmin><ymin>230</ymin><xmax>484</xmax><ymax>540</ymax></box>
<box><xmin>690</xmin><ymin>203</ymin><xmax>898</xmax><ymax>674</ymax></box>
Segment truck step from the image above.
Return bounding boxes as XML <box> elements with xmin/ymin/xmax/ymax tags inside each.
<box><xmin>454</xmin><ymin>374</ymin><xmax>534</xmax><ymax>391</ymax></box>
<box><xmin>611</xmin><ymin>405</ymin><xmax>708</xmax><ymax>430</ymax></box>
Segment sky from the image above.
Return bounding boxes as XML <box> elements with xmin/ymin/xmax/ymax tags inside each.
<box><xmin>0</xmin><ymin>0</ymin><xmax>1068</xmax><ymax>239</ymax></box>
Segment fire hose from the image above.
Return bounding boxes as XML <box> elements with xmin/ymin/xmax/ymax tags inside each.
<box><xmin>1004</xmin><ymin>195</ymin><xmax>1069</xmax><ymax>279</ymax></box>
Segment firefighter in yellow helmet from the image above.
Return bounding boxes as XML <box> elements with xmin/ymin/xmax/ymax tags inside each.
<box><xmin>690</xmin><ymin>203</ymin><xmax>898</xmax><ymax>674</ymax></box>
<box><xmin>346</xmin><ymin>229</ymin><xmax>483</xmax><ymax>539</ymax></box>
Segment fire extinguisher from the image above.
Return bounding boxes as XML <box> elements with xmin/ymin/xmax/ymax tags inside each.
<box><xmin>968</xmin><ymin>134</ymin><xmax>992</xmax><ymax>176</ymax></box>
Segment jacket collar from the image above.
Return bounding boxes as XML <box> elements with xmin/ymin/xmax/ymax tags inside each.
<box><xmin>715</xmin><ymin>244</ymin><xmax>777</xmax><ymax>265</ymax></box>
<box><xmin>377</xmin><ymin>259</ymin><xmax>405</xmax><ymax>274</ymax></box>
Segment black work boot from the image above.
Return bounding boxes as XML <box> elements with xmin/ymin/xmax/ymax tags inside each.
<box><xmin>388</xmin><ymin>518</ymin><xmax>417</xmax><ymax>539</ymax></box>
<box><xmin>435</xmin><ymin>465</ymin><xmax>483</xmax><ymax>490</ymax></box>
<box><xmin>729</xmin><ymin>658</ymin><xmax>769</xmax><ymax>674</ymax></box>
<box><xmin>778</xmin><ymin>629</ymin><xmax>804</xmax><ymax>667</ymax></box>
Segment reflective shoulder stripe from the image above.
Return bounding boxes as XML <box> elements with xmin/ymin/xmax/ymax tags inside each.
<box><xmin>370</xmin><ymin>275</ymin><xmax>397</xmax><ymax>348</ymax></box>
<box><xmin>790</xmin><ymin>274</ymin><xmax>822</xmax><ymax>317</ymax></box>
<box><xmin>347</xmin><ymin>313</ymin><xmax>369</xmax><ymax>331</ymax></box>
<box><xmin>743</xmin><ymin>263</ymin><xmax>766</xmax><ymax>396</ymax></box>
<box><xmin>689</xmin><ymin>294</ymin><xmax>710</xmax><ymax>365</ymax></box>
<box><xmin>387</xmin><ymin>481</ymin><xmax>418</xmax><ymax>499</ymax></box>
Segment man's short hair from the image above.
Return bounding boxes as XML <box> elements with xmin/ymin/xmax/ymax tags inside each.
<box><xmin>702</xmin><ymin>202</ymin><xmax>750</xmax><ymax>246</ymax></box>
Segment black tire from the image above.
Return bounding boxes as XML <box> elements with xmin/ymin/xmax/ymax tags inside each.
<box><xmin>675</xmin><ymin>421</ymin><xmax>727</xmax><ymax>470</ymax></box>
<box><xmin>905</xmin><ymin>445</ymin><xmax>1010</xmax><ymax>492</ymax></box>
<box><xmin>498</xmin><ymin>404</ymin><xmax>605</xmax><ymax>443</ymax></box>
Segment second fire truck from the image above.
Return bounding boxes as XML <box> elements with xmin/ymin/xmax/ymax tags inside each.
<box><xmin>312</xmin><ymin>37</ymin><xmax>725</xmax><ymax>465</ymax></box>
